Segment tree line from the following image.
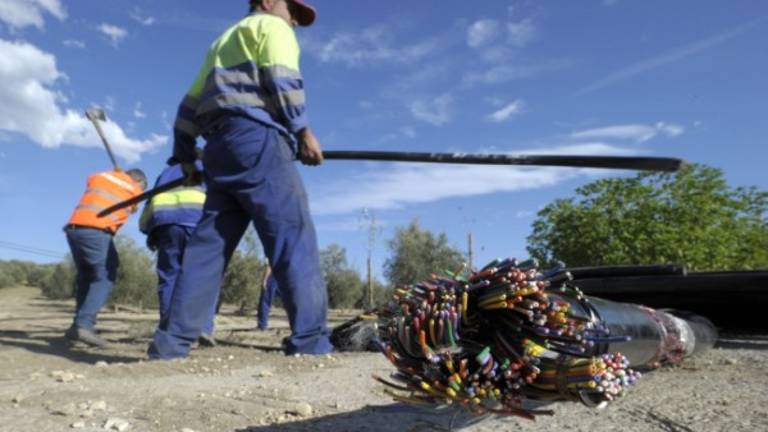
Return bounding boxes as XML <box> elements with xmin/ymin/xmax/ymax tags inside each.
<box><xmin>1</xmin><ymin>164</ymin><xmax>766</xmax><ymax>309</ymax></box>
<box><xmin>0</xmin><ymin>219</ymin><xmax>465</xmax><ymax>311</ymax></box>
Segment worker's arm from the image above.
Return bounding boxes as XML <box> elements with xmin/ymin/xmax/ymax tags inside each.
<box><xmin>172</xmin><ymin>51</ymin><xmax>210</xmax><ymax>165</ymax></box>
<box><xmin>256</xmin><ymin>19</ymin><xmax>312</xmax><ymax>148</ymax></box>
<box><xmin>172</xmin><ymin>95</ymin><xmax>201</xmax><ymax>164</ymax></box>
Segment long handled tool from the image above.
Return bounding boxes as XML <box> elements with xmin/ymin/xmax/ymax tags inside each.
<box><xmin>322</xmin><ymin>151</ymin><xmax>684</xmax><ymax>172</ymax></box>
<box><xmin>86</xmin><ymin>109</ymin><xmax>121</xmax><ymax>171</ymax></box>
<box><xmin>97</xmin><ymin>151</ymin><xmax>685</xmax><ymax>217</ymax></box>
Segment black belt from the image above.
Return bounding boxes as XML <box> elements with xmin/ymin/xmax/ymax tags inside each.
<box><xmin>63</xmin><ymin>224</ymin><xmax>113</xmax><ymax>235</ymax></box>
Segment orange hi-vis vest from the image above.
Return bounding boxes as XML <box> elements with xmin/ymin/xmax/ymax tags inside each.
<box><xmin>67</xmin><ymin>171</ymin><xmax>143</xmax><ymax>234</ymax></box>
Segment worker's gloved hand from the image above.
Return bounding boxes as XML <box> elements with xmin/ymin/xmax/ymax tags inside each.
<box><xmin>297</xmin><ymin>128</ymin><xmax>323</xmax><ymax>166</ymax></box>
<box><xmin>181</xmin><ymin>161</ymin><xmax>202</xmax><ymax>186</ymax></box>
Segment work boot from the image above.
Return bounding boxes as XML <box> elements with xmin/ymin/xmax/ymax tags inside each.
<box><xmin>65</xmin><ymin>325</ymin><xmax>109</xmax><ymax>348</ymax></box>
<box><xmin>197</xmin><ymin>333</ymin><xmax>217</xmax><ymax>348</ymax></box>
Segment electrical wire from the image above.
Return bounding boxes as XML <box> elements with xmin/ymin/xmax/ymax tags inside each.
<box><xmin>0</xmin><ymin>240</ymin><xmax>65</xmax><ymax>260</ymax></box>
<box><xmin>376</xmin><ymin>258</ymin><xmax>641</xmax><ymax>419</ymax></box>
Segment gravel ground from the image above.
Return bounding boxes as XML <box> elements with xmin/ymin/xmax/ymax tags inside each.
<box><xmin>0</xmin><ymin>286</ymin><xmax>766</xmax><ymax>432</ymax></box>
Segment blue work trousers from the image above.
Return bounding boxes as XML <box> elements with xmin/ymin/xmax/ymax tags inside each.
<box><xmin>65</xmin><ymin>227</ymin><xmax>118</xmax><ymax>330</ymax></box>
<box><xmin>257</xmin><ymin>275</ymin><xmax>280</xmax><ymax>330</ymax></box>
<box><xmin>149</xmin><ymin>116</ymin><xmax>332</xmax><ymax>359</ymax></box>
<box><xmin>153</xmin><ymin>224</ymin><xmax>215</xmax><ymax>335</ymax></box>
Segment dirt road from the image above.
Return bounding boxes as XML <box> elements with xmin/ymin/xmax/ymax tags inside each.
<box><xmin>1</xmin><ymin>286</ymin><xmax>766</xmax><ymax>431</ymax></box>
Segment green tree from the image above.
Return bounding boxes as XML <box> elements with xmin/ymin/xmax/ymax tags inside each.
<box><xmin>0</xmin><ymin>260</ymin><xmax>60</xmax><ymax>291</ymax></box>
<box><xmin>320</xmin><ymin>243</ymin><xmax>365</xmax><ymax>308</ymax></box>
<box><xmin>26</xmin><ymin>263</ymin><xmax>56</xmax><ymax>288</ymax></box>
<box><xmin>384</xmin><ymin>220</ymin><xmax>465</xmax><ymax>288</ymax></box>
<box><xmin>110</xmin><ymin>236</ymin><xmax>157</xmax><ymax>308</ymax></box>
<box><xmin>40</xmin><ymin>258</ymin><xmax>76</xmax><ymax>299</ymax></box>
<box><xmin>0</xmin><ymin>262</ymin><xmax>15</xmax><ymax>288</ymax></box>
<box><xmin>365</xmin><ymin>279</ymin><xmax>393</xmax><ymax>309</ymax></box>
<box><xmin>220</xmin><ymin>229</ymin><xmax>267</xmax><ymax>312</ymax></box>
<box><xmin>527</xmin><ymin>164</ymin><xmax>768</xmax><ymax>271</ymax></box>
<box><xmin>0</xmin><ymin>260</ymin><xmax>31</xmax><ymax>288</ymax></box>
<box><xmin>36</xmin><ymin>237</ymin><xmax>156</xmax><ymax>306</ymax></box>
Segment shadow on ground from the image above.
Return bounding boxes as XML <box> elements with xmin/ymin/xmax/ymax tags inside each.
<box><xmin>235</xmin><ymin>404</ymin><xmax>500</xmax><ymax>432</ymax></box>
<box><xmin>0</xmin><ymin>328</ymin><xmax>141</xmax><ymax>364</ymax></box>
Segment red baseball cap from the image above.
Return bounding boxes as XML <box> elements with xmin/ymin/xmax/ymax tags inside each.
<box><xmin>290</xmin><ymin>0</ymin><xmax>316</xmax><ymax>27</ymax></box>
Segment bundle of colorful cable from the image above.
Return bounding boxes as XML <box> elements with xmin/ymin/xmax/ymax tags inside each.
<box><xmin>376</xmin><ymin>258</ymin><xmax>642</xmax><ymax>420</ymax></box>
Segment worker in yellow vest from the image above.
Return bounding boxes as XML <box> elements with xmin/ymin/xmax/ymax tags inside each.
<box><xmin>148</xmin><ymin>0</ymin><xmax>332</xmax><ymax>359</ymax></box>
<box><xmin>139</xmin><ymin>158</ymin><xmax>216</xmax><ymax>346</ymax></box>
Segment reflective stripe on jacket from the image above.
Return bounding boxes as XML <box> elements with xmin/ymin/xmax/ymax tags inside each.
<box><xmin>67</xmin><ymin>171</ymin><xmax>143</xmax><ymax>234</ymax></box>
<box><xmin>173</xmin><ymin>13</ymin><xmax>306</xmax><ymax>163</ymax></box>
<box><xmin>139</xmin><ymin>163</ymin><xmax>206</xmax><ymax>234</ymax></box>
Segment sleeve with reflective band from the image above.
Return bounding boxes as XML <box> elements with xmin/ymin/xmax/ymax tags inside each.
<box><xmin>139</xmin><ymin>163</ymin><xmax>206</xmax><ymax>234</ymax></box>
<box><xmin>255</xmin><ymin>16</ymin><xmax>308</xmax><ymax>133</ymax></box>
<box><xmin>173</xmin><ymin>13</ymin><xmax>307</xmax><ymax>158</ymax></box>
<box><xmin>67</xmin><ymin>171</ymin><xmax>143</xmax><ymax>234</ymax></box>
<box><xmin>172</xmin><ymin>94</ymin><xmax>202</xmax><ymax>163</ymax></box>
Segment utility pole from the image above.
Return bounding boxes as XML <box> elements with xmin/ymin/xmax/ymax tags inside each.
<box><xmin>362</xmin><ymin>209</ymin><xmax>378</xmax><ymax>309</ymax></box>
<box><xmin>459</xmin><ymin>205</ymin><xmax>475</xmax><ymax>271</ymax></box>
<box><xmin>468</xmin><ymin>232</ymin><xmax>474</xmax><ymax>271</ymax></box>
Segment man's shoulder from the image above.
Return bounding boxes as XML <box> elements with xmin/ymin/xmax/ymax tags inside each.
<box><xmin>240</xmin><ymin>13</ymin><xmax>294</xmax><ymax>36</ymax></box>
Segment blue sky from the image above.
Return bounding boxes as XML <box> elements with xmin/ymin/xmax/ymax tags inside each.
<box><xmin>0</xmin><ymin>0</ymin><xmax>766</xmax><ymax>279</ymax></box>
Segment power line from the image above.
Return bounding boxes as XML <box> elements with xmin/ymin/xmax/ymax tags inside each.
<box><xmin>0</xmin><ymin>240</ymin><xmax>65</xmax><ymax>260</ymax></box>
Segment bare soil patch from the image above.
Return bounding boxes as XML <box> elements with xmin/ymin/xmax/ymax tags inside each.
<box><xmin>1</xmin><ymin>286</ymin><xmax>766</xmax><ymax>431</ymax></box>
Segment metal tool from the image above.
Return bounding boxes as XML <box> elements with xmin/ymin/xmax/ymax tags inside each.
<box><xmin>85</xmin><ymin>109</ymin><xmax>120</xmax><ymax>171</ymax></box>
<box><xmin>97</xmin><ymin>151</ymin><xmax>686</xmax><ymax>218</ymax></box>
<box><xmin>322</xmin><ymin>151</ymin><xmax>685</xmax><ymax>172</ymax></box>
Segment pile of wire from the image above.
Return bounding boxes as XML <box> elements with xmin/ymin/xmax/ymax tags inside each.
<box><xmin>376</xmin><ymin>258</ymin><xmax>642</xmax><ymax>419</ymax></box>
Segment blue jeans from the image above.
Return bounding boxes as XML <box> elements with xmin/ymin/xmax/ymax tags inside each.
<box><xmin>149</xmin><ymin>117</ymin><xmax>332</xmax><ymax>359</ymax></box>
<box><xmin>154</xmin><ymin>225</ymin><xmax>215</xmax><ymax>335</ymax></box>
<box><xmin>65</xmin><ymin>227</ymin><xmax>118</xmax><ymax>330</ymax></box>
<box><xmin>257</xmin><ymin>275</ymin><xmax>280</xmax><ymax>329</ymax></box>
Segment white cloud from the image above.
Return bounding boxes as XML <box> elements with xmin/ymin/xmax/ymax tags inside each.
<box><xmin>62</xmin><ymin>39</ymin><xmax>85</xmax><ymax>49</ymax></box>
<box><xmin>571</xmin><ymin>123</ymin><xmax>685</xmax><ymax>142</ymax></box>
<box><xmin>466</xmin><ymin>15</ymin><xmax>538</xmax><ymax>63</ymax></box>
<box><xmin>657</xmin><ymin>122</ymin><xmax>684</xmax><ymax>137</ymax></box>
<box><xmin>409</xmin><ymin>94</ymin><xmax>453</xmax><ymax>126</ymax></box>
<box><xmin>575</xmin><ymin>17</ymin><xmax>765</xmax><ymax>95</ymax></box>
<box><xmin>101</xmin><ymin>96</ymin><xmax>116</xmax><ymax>112</ymax></box>
<box><xmin>161</xmin><ymin>110</ymin><xmax>171</xmax><ymax>130</ymax></box>
<box><xmin>97</xmin><ymin>23</ymin><xmax>128</xmax><ymax>47</ymax></box>
<box><xmin>312</xmin><ymin>143</ymin><xmax>638</xmax><ymax>215</ymax></box>
<box><xmin>463</xmin><ymin>59</ymin><xmax>573</xmax><ymax>86</ymax></box>
<box><xmin>487</xmin><ymin>99</ymin><xmax>525</xmax><ymax>122</ymax></box>
<box><xmin>467</xmin><ymin>19</ymin><xmax>500</xmax><ymax>48</ymax></box>
<box><xmin>399</xmin><ymin>126</ymin><xmax>416</xmax><ymax>138</ymax></box>
<box><xmin>0</xmin><ymin>0</ymin><xmax>66</xmax><ymax>29</ymax></box>
<box><xmin>507</xmin><ymin>18</ymin><xmax>537</xmax><ymax>47</ymax></box>
<box><xmin>0</xmin><ymin>40</ymin><xmax>166</xmax><ymax>162</ymax></box>
<box><xmin>306</xmin><ymin>26</ymin><xmax>439</xmax><ymax>66</ymax></box>
<box><xmin>315</xmin><ymin>218</ymin><xmax>369</xmax><ymax>233</ymax></box>
<box><xmin>130</xmin><ymin>11</ymin><xmax>156</xmax><ymax>26</ymax></box>
<box><xmin>374</xmin><ymin>126</ymin><xmax>418</xmax><ymax>145</ymax></box>
<box><xmin>133</xmin><ymin>102</ymin><xmax>146</xmax><ymax>119</ymax></box>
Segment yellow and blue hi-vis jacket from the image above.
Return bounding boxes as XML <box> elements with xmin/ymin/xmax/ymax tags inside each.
<box><xmin>172</xmin><ymin>13</ymin><xmax>307</xmax><ymax>163</ymax></box>
<box><xmin>139</xmin><ymin>161</ymin><xmax>206</xmax><ymax>235</ymax></box>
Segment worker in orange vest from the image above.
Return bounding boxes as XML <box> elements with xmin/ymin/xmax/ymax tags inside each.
<box><xmin>64</xmin><ymin>169</ymin><xmax>147</xmax><ymax>347</ymax></box>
